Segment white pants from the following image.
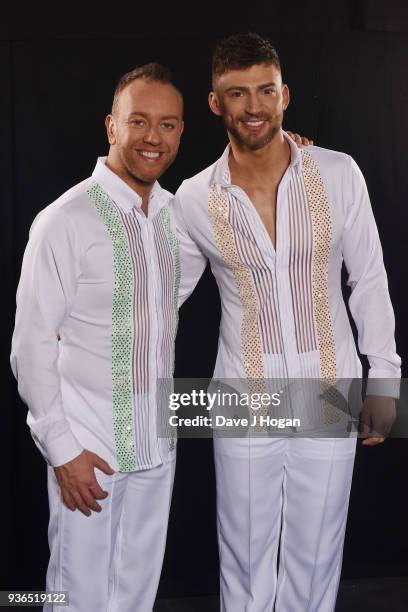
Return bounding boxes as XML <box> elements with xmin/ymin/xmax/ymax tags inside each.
<box><xmin>214</xmin><ymin>436</ymin><xmax>356</xmax><ymax>612</ymax></box>
<box><xmin>45</xmin><ymin>451</ymin><xmax>176</xmax><ymax>612</ymax></box>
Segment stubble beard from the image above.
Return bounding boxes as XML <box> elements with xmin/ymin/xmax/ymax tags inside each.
<box><xmin>223</xmin><ymin>112</ymin><xmax>284</xmax><ymax>151</ymax></box>
<box><xmin>118</xmin><ymin>144</ymin><xmax>177</xmax><ymax>186</ymax></box>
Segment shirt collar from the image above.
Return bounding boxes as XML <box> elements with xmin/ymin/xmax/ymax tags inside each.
<box><xmin>91</xmin><ymin>156</ymin><xmax>166</xmax><ymax>213</ymax></box>
<box><xmin>213</xmin><ymin>130</ymin><xmax>302</xmax><ymax>187</ymax></box>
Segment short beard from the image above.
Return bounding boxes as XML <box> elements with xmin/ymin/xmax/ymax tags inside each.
<box><xmin>220</xmin><ymin>103</ymin><xmax>284</xmax><ymax>151</ymax></box>
<box><xmin>124</xmin><ymin>165</ymin><xmax>152</xmax><ymax>185</ymax></box>
<box><xmin>225</xmin><ymin>120</ymin><xmax>280</xmax><ymax>151</ymax></box>
<box><xmin>118</xmin><ymin>150</ymin><xmax>153</xmax><ymax>185</ymax></box>
<box><xmin>119</xmin><ymin>146</ymin><xmax>175</xmax><ymax>185</ymax></box>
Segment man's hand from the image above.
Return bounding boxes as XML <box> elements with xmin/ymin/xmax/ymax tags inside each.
<box><xmin>359</xmin><ymin>395</ymin><xmax>396</xmax><ymax>446</ymax></box>
<box><xmin>286</xmin><ymin>131</ymin><xmax>314</xmax><ymax>147</ymax></box>
<box><xmin>54</xmin><ymin>450</ymin><xmax>115</xmax><ymax>517</ymax></box>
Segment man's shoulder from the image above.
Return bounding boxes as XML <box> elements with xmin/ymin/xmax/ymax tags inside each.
<box><xmin>30</xmin><ymin>177</ymin><xmax>94</xmax><ymax>235</ymax></box>
<box><xmin>49</xmin><ymin>176</ymin><xmax>95</xmax><ymax>214</ymax></box>
<box><xmin>176</xmin><ymin>161</ymin><xmax>218</xmax><ymax>199</ymax></box>
<box><xmin>303</xmin><ymin>145</ymin><xmax>352</xmax><ymax>172</ymax></box>
<box><xmin>158</xmin><ymin>185</ymin><xmax>174</xmax><ymax>204</ymax></box>
<box><xmin>303</xmin><ymin>145</ymin><xmax>366</xmax><ymax>193</ymax></box>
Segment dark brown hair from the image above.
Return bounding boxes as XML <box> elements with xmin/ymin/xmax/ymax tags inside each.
<box><xmin>212</xmin><ymin>32</ymin><xmax>281</xmax><ymax>86</ymax></box>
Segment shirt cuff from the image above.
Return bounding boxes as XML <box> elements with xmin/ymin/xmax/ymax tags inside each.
<box><xmin>31</xmin><ymin>427</ymin><xmax>84</xmax><ymax>467</ymax></box>
<box><xmin>366</xmin><ymin>370</ymin><xmax>401</xmax><ymax>399</ymax></box>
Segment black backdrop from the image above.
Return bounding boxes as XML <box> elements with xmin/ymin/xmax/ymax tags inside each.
<box><xmin>2</xmin><ymin>1</ymin><xmax>408</xmax><ymax>600</ymax></box>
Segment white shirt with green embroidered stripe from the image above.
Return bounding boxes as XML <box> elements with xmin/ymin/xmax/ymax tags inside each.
<box><xmin>11</xmin><ymin>157</ymin><xmax>179</xmax><ymax>472</ymax></box>
<box><xmin>172</xmin><ymin>132</ymin><xmax>401</xmax><ymax>428</ymax></box>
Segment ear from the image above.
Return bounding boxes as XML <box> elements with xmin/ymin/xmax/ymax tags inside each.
<box><xmin>105</xmin><ymin>114</ymin><xmax>117</xmax><ymax>145</ymax></box>
<box><xmin>208</xmin><ymin>91</ymin><xmax>222</xmax><ymax>116</ymax></box>
<box><xmin>282</xmin><ymin>84</ymin><xmax>290</xmax><ymax>111</ymax></box>
<box><xmin>179</xmin><ymin>120</ymin><xmax>185</xmax><ymax>137</ymax></box>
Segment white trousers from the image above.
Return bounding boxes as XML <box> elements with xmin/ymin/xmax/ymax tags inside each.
<box><xmin>214</xmin><ymin>436</ymin><xmax>357</xmax><ymax>612</ymax></box>
<box><xmin>45</xmin><ymin>451</ymin><xmax>176</xmax><ymax>612</ymax></box>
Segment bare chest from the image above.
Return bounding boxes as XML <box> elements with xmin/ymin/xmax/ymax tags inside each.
<box><xmin>242</xmin><ymin>185</ymin><xmax>279</xmax><ymax>249</ymax></box>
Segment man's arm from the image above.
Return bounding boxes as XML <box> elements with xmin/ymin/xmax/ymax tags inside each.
<box><xmin>11</xmin><ymin>207</ymin><xmax>114</xmax><ymax>515</ymax></box>
<box><xmin>11</xmin><ymin>208</ymin><xmax>84</xmax><ymax>465</ymax></box>
<box><xmin>172</xmin><ymin>189</ymin><xmax>208</xmax><ymax>307</ymax></box>
<box><xmin>342</xmin><ymin>157</ymin><xmax>401</xmax><ymax>443</ymax></box>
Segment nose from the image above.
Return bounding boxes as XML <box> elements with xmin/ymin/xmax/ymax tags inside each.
<box><xmin>143</xmin><ymin>124</ymin><xmax>161</xmax><ymax>146</ymax></box>
<box><xmin>245</xmin><ymin>92</ymin><xmax>262</xmax><ymax>115</ymax></box>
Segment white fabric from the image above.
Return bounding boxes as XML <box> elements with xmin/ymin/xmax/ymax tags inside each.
<box><xmin>10</xmin><ymin>157</ymin><xmax>176</xmax><ymax>470</ymax></box>
<box><xmin>45</xmin><ymin>450</ymin><xmax>176</xmax><ymax>612</ymax></box>
<box><xmin>173</xmin><ymin>133</ymin><xmax>401</xmax><ymax>396</ymax></box>
<box><xmin>172</xmin><ymin>133</ymin><xmax>398</xmax><ymax>610</ymax></box>
<box><xmin>213</xmin><ymin>436</ymin><xmax>356</xmax><ymax>612</ymax></box>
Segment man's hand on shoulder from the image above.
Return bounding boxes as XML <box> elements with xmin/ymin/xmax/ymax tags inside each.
<box><xmin>286</xmin><ymin>131</ymin><xmax>314</xmax><ymax>147</ymax></box>
<box><xmin>54</xmin><ymin>450</ymin><xmax>115</xmax><ymax>517</ymax></box>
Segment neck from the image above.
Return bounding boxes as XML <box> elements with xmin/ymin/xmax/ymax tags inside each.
<box><xmin>105</xmin><ymin>153</ymin><xmax>153</xmax><ymax>204</ymax></box>
<box><xmin>228</xmin><ymin>129</ymin><xmax>291</xmax><ymax>181</ymax></box>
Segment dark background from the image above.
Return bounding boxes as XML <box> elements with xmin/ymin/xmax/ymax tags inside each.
<box><xmin>2</xmin><ymin>0</ymin><xmax>408</xmax><ymax>601</ymax></box>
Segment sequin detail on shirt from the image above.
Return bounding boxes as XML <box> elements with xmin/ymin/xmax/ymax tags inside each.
<box><xmin>301</xmin><ymin>150</ymin><xmax>339</xmax><ymax>424</ymax></box>
<box><xmin>87</xmin><ymin>183</ymin><xmax>137</xmax><ymax>471</ymax></box>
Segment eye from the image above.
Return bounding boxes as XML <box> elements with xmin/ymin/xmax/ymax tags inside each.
<box><xmin>230</xmin><ymin>90</ymin><xmax>244</xmax><ymax>97</ymax></box>
<box><xmin>263</xmin><ymin>88</ymin><xmax>276</xmax><ymax>95</ymax></box>
<box><xmin>129</xmin><ymin>118</ymin><xmax>145</xmax><ymax>127</ymax></box>
<box><xmin>162</xmin><ymin>122</ymin><xmax>176</xmax><ymax>130</ymax></box>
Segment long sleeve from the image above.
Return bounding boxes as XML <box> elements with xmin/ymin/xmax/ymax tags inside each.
<box><xmin>10</xmin><ymin>207</ymin><xmax>84</xmax><ymax>466</ymax></box>
<box><xmin>342</xmin><ymin>157</ymin><xmax>401</xmax><ymax>397</ymax></box>
<box><xmin>172</xmin><ymin>191</ymin><xmax>208</xmax><ymax>308</ymax></box>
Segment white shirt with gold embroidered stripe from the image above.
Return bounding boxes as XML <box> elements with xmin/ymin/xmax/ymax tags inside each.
<box><xmin>11</xmin><ymin>157</ymin><xmax>179</xmax><ymax>472</ymax></box>
<box><xmin>173</xmin><ymin>132</ymin><xmax>401</xmax><ymax>410</ymax></box>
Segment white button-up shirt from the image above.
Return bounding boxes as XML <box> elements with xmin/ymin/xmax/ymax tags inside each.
<box><xmin>173</xmin><ymin>133</ymin><xmax>401</xmax><ymax>415</ymax></box>
<box><xmin>11</xmin><ymin>158</ymin><xmax>179</xmax><ymax>471</ymax></box>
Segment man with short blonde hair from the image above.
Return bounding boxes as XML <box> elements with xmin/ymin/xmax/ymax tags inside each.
<box><xmin>11</xmin><ymin>63</ymin><xmax>184</xmax><ymax>612</ymax></box>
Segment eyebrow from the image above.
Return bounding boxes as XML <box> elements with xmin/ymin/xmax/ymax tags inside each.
<box><xmin>225</xmin><ymin>82</ymin><xmax>278</xmax><ymax>92</ymax></box>
<box><xmin>128</xmin><ymin>112</ymin><xmax>180</xmax><ymax>120</ymax></box>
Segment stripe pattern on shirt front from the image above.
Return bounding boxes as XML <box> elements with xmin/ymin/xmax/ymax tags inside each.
<box><xmin>287</xmin><ymin>171</ymin><xmax>318</xmax><ymax>354</ymax></box>
<box><xmin>118</xmin><ymin>205</ymin><xmax>152</xmax><ymax>468</ymax></box>
<box><xmin>153</xmin><ymin>208</ymin><xmax>180</xmax><ymax>378</ymax></box>
<box><xmin>228</xmin><ymin>196</ymin><xmax>284</xmax><ymax>355</ymax></box>
<box><xmin>225</xmin><ymin>169</ymin><xmax>318</xmax><ymax>358</ymax></box>
<box><xmin>208</xmin><ymin>152</ymin><xmax>339</xmax><ymax>425</ymax></box>
<box><xmin>87</xmin><ymin>183</ymin><xmax>179</xmax><ymax>471</ymax></box>
<box><xmin>153</xmin><ymin>208</ymin><xmax>180</xmax><ymax>447</ymax></box>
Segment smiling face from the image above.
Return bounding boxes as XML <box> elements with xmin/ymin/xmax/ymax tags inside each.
<box><xmin>106</xmin><ymin>78</ymin><xmax>184</xmax><ymax>188</ymax></box>
<box><xmin>209</xmin><ymin>62</ymin><xmax>289</xmax><ymax>151</ymax></box>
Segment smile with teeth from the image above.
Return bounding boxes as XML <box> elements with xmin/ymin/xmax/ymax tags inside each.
<box><xmin>242</xmin><ymin>120</ymin><xmax>266</xmax><ymax>129</ymax></box>
<box><xmin>137</xmin><ymin>150</ymin><xmax>164</xmax><ymax>161</ymax></box>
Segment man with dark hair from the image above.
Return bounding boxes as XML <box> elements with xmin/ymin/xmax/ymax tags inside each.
<box><xmin>174</xmin><ymin>33</ymin><xmax>400</xmax><ymax>611</ymax></box>
<box><xmin>212</xmin><ymin>31</ymin><xmax>281</xmax><ymax>77</ymax></box>
<box><xmin>11</xmin><ymin>63</ymin><xmax>184</xmax><ymax>611</ymax></box>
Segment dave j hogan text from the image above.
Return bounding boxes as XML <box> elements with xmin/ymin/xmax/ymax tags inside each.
<box><xmin>168</xmin><ymin>415</ymin><xmax>301</xmax><ymax>429</ymax></box>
